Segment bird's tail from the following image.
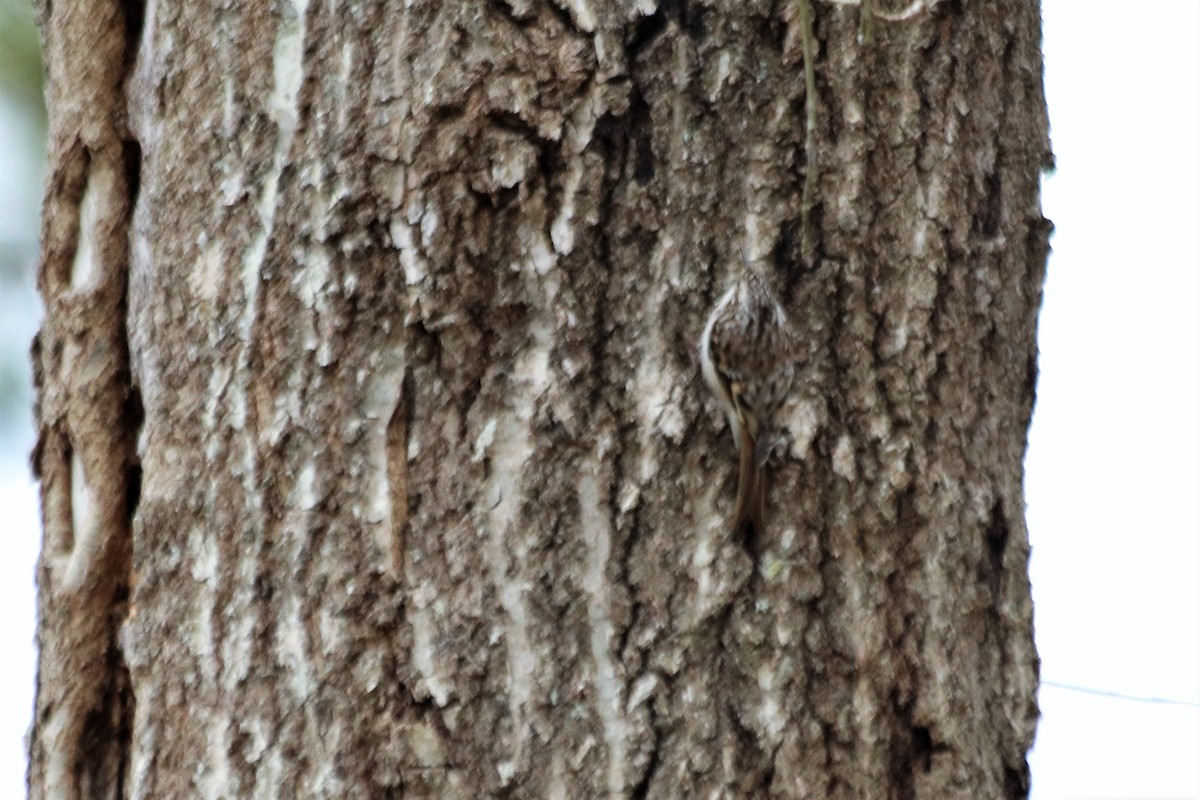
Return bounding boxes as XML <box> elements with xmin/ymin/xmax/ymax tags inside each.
<box><xmin>732</xmin><ymin>426</ymin><xmax>766</xmax><ymax>546</ymax></box>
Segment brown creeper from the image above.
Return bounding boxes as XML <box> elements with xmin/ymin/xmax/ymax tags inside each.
<box><xmin>699</xmin><ymin>268</ymin><xmax>796</xmax><ymax>539</ymax></box>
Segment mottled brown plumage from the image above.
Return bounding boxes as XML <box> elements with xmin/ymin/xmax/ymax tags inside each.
<box><xmin>700</xmin><ymin>269</ymin><xmax>796</xmax><ymax>540</ymax></box>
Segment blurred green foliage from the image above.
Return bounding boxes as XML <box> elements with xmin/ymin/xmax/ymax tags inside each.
<box><xmin>0</xmin><ymin>0</ymin><xmax>45</xmax><ymax>128</ymax></box>
<box><xmin>0</xmin><ymin>0</ymin><xmax>44</xmax><ymax>444</ymax></box>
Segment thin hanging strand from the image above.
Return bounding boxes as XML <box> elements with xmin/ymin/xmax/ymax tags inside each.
<box><xmin>1041</xmin><ymin>680</ymin><xmax>1200</xmax><ymax>709</ymax></box>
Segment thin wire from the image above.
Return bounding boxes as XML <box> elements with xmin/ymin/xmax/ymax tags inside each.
<box><xmin>1041</xmin><ymin>679</ymin><xmax>1200</xmax><ymax>709</ymax></box>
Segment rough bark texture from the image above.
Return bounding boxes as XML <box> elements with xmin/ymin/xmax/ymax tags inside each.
<box><xmin>30</xmin><ymin>0</ymin><xmax>1050</xmax><ymax>798</ymax></box>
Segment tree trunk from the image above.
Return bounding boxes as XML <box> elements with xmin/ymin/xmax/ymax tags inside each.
<box><xmin>29</xmin><ymin>0</ymin><xmax>1050</xmax><ymax>798</ymax></box>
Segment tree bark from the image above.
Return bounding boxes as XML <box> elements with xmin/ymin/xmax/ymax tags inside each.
<box><xmin>29</xmin><ymin>0</ymin><xmax>1050</xmax><ymax>798</ymax></box>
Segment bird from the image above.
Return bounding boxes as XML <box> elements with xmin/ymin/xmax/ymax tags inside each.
<box><xmin>699</xmin><ymin>265</ymin><xmax>796</xmax><ymax>541</ymax></box>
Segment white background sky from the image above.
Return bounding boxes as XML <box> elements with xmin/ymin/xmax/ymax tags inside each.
<box><xmin>1</xmin><ymin>1</ymin><xmax>1198</xmax><ymax>797</ymax></box>
<box><xmin>1026</xmin><ymin>1</ymin><xmax>1200</xmax><ymax>797</ymax></box>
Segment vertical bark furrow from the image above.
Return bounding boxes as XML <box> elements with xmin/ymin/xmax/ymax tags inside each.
<box><xmin>30</xmin><ymin>0</ymin><xmax>144</xmax><ymax>796</ymax></box>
